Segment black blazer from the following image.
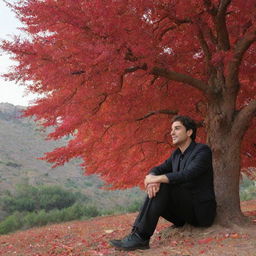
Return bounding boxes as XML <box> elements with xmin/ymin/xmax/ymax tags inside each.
<box><xmin>150</xmin><ymin>142</ymin><xmax>216</xmax><ymax>226</ymax></box>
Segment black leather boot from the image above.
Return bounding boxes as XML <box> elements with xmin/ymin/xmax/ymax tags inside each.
<box><xmin>109</xmin><ymin>232</ymin><xmax>150</xmax><ymax>251</ymax></box>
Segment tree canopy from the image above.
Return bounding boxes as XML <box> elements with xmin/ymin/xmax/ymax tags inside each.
<box><xmin>2</xmin><ymin>0</ymin><xmax>256</xmax><ymax>189</ymax></box>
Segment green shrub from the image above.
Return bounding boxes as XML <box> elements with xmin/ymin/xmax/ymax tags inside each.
<box><xmin>1</xmin><ymin>184</ymin><xmax>88</xmax><ymax>214</ymax></box>
<box><xmin>23</xmin><ymin>211</ymin><xmax>38</xmax><ymax>228</ymax></box>
<box><xmin>0</xmin><ymin>212</ymin><xmax>23</xmax><ymax>234</ymax></box>
<box><xmin>126</xmin><ymin>200</ymin><xmax>142</xmax><ymax>213</ymax></box>
<box><xmin>35</xmin><ymin>210</ymin><xmax>48</xmax><ymax>226</ymax></box>
<box><xmin>240</xmin><ymin>176</ymin><xmax>256</xmax><ymax>201</ymax></box>
<box><xmin>0</xmin><ymin>203</ymin><xmax>101</xmax><ymax>234</ymax></box>
<box><xmin>37</xmin><ymin>186</ymin><xmax>76</xmax><ymax>211</ymax></box>
<box><xmin>1</xmin><ymin>185</ymin><xmax>38</xmax><ymax>213</ymax></box>
<box><xmin>81</xmin><ymin>204</ymin><xmax>100</xmax><ymax>218</ymax></box>
<box><xmin>0</xmin><ymin>183</ymin><xmax>144</xmax><ymax>235</ymax></box>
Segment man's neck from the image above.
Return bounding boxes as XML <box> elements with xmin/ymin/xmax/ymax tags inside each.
<box><xmin>178</xmin><ymin>139</ymin><xmax>192</xmax><ymax>153</ymax></box>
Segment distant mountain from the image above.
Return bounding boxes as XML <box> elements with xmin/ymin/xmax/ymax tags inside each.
<box><xmin>0</xmin><ymin>103</ymin><xmax>143</xmax><ymax>215</ymax></box>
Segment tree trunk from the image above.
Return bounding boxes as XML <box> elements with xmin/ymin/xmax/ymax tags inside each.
<box><xmin>206</xmin><ymin>99</ymin><xmax>247</xmax><ymax>226</ymax></box>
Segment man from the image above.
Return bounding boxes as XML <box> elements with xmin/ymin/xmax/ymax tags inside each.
<box><xmin>110</xmin><ymin>115</ymin><xmax>216</xmax><ymax>251</ymax></box>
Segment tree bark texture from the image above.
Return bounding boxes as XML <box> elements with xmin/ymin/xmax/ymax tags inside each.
<box><xmin>206</xmin><ymin>95</ymin><xmax>247</xmax><ymax>226</ymax></box>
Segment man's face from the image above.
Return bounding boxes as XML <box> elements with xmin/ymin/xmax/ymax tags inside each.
<box><xmin>171</xmin><ymin>121</ymin><xmax>192</xmax><ymax>146</ymax></box>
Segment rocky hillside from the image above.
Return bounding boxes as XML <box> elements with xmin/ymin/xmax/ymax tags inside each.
<box><xmin>0</xmin><ymin>103</ymin><xmax>143</xmax><ymax>212</ymax></box>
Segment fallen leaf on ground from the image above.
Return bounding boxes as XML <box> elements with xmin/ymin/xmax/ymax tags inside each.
<box><xmin>198</xmin><ymin>237</ymin><xmax>214</xmax><ymax>244</ymax></box>
<box><xmin>104</xmin><ymin>230</ymin><xmax>114</xmax><ymax>234</ymax></box>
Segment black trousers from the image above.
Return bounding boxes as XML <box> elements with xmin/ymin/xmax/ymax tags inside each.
<box><xmin>133</xmin><ymin>184</ymin><xmax>199</xmax><ymax>238</ymax></box>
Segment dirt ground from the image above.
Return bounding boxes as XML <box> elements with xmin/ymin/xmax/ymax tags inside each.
<box><xmin>0</xmin><ymin>200</ymin><xmax>255</xmax><ymax>256</ymax></box>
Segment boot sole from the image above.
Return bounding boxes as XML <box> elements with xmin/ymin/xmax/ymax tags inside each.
<box><xmin>110</xmin><ymin>242</ymin><xmax>150</xmax><ymax>251</ymax></box>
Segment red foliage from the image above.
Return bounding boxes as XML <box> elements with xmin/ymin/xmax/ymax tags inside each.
<box><xmin>1</xmin><ymin>0</ymin><xmax>256</xmax><ymax>188</ymax></box>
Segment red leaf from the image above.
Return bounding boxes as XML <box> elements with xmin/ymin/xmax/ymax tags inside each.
<box><xmin>198</xmin><ymin>237</ymin><xmax>214</xmax><ymax>244</ymax></box>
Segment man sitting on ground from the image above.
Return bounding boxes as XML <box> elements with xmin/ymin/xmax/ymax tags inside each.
<box><xmin>110</xmin><ymin>115</ymin><xmax>216</xmax><ymax>251</ymax></box>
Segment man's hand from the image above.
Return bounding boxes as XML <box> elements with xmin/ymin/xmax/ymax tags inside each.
<box><xmin>144</xmin><ymin>174</ymin><xmax>169</xmax><ymax>189</ymax></box>
<box><xmin>144</xmin><ymin>174</ymin><xmax>158</xmax><ymax>187</ymax></box>
<box><xmin>146</xmin><ymin>183</ymin><xmax>160</xmax><ymax>198</ymax></box>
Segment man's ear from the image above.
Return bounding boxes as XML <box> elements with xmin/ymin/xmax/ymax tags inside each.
<box><xmin>187</xmin><ymin>129</ymin><xmax>193</xmax><ymax>137</ymax></box>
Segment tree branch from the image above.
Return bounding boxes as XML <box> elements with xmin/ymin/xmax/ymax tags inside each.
<box><xmin>196</xmin><ymin>24</ymin><xmax>216</xmax><ymax>76</ymax></box>
<box><xmin>71</xmin><ymin>70</ymin><xmax>85</xmax><ymax>75</ymax></box>
<box><xmin>151</xmin><ymin>67</ymin><xmax>208</xmax><ymax>93</ymax></box>
<box><xmin>149</xmin><ymin>76</ymin><xmax>158</xmax><ymax>86</ymax></box>
<box><xmin>203</xmin><ymin>0</ymin><xmax>217</xmax><ymax>16</ymax></box>
<box><xmin>159</xmin><ymin>18</ymin><xmax>191</xmax><ymax>40</ymax></box>
<box><xmin>208</xmin><ymin>28</ymin><xmax>218</xmax><ymax>45</ymax></box>
<box><xmin>231</xmin><ymin>99</ymin><xmax>256</xmax><ymax>140</ymax></box>
<box><xmin>117</xmin><ymin>63</ymin><xmax>148</xmax><ymax>89</ymax></box>
<box><xmin>215</xmin><ymin>0</ymin><xmax>231</xmax><ymax>50</ymax></box>
<box><xmin>124</xmin><ymin>63</ymin><xmax>147</xmax><ymax>73</ymax></box>
<box><xmin>136</xmin><ymin>109</ymin><xmax>178</xmax><ymax>121</ymax></box>
<box><xmin>202</xmin><ymin>1</ymin><xmax>218</xmax><ymax>46</ymax></box>
<box><xmin>61</xmin><ymin>88</ymin><xmax>78</xmax><ymax>105</ymax></box>
<box><xmin>159</xmin><ymin>25</ymin><xmax>176</xmax><ymax>39</ymax></box>
<box><xmin>153</xmin><ymin>15</ymin><xmax>169</xmax><ymax>32</ymax></box>
<box><xmin>125</xmin><ymin>48</ymin><xmax>138</xmax><ymax>62</ymax></box>
<box><xmin>92</xmin><ymin>93</ymin><xmax>108</xmax><ymax>114</ymax></box>
<box><xmin>226</xmin><ymin>27</ymin><xmax>256</xmax><ymax>90</ymax></box>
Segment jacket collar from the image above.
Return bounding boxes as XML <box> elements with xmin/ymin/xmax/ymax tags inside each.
<box><xmin>178</xmin><ymin>141</ymin><xmax>197</xmax><ymax>156</ymax></box>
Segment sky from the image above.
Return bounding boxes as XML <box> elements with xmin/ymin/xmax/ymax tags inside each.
<box><xmin>0</xmin><ymin>0</ymin><xmax>38</xmax><ymax>106</ymax></box>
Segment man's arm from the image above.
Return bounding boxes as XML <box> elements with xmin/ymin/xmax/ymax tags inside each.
<box><xmin>145</xmin><ymin>152</ymin><xmax>173</xmax><ymax>198</ymax></box>
<box><xmin>144</xmin><ymin>174</ymin><xmax>169</xmax><ymax>187</ymax></box>
<box><xmin>166</xmin><ymin>145</ymin><xmax>212</xmax><ymax>184</ymax></box>
<box><xmin>149</xmin><ymin>154</ymin><xmax>173</xmax><ymax>176</ymax></box>
<box><xmin>144</xmin><ymin>174</ymin><xmax>169</xmax><ymax>198</ymax></box>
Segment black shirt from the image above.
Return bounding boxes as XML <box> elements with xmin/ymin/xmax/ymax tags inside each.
<box><xmin>177</xmin><ymin>141</ymin><xmax>196</xmax><ymax>171</ymax></box>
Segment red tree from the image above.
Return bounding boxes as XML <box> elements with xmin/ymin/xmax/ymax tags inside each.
<box><xmin>2</xmin><ymin>0</ymin><xmax>256</xmax><ymax>225</ymax></box>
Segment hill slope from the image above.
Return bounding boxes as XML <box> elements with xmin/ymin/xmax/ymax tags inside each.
<box><xmin>0</xmin><ymin>103</ymin><xmax>143</xmax><ymax>215</ymax></box>
<box><xmin>0</xmin><ymin>200</ymin><xmax>255</xmax><ymax>256</ymax></box>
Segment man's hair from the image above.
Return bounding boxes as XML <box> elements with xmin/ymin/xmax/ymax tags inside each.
<box><xmin>172</xmin><ymin>115</ymin><xmax>197</xmax><ymax>141</ymax></box>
